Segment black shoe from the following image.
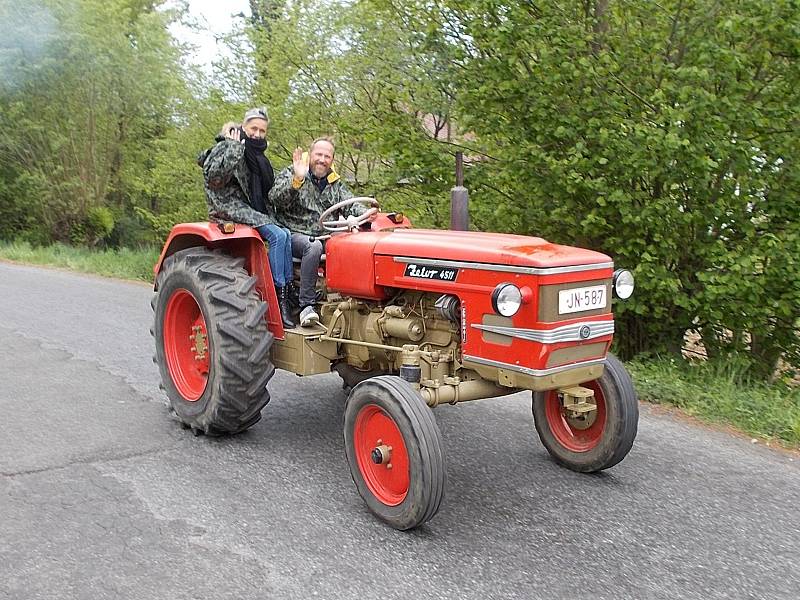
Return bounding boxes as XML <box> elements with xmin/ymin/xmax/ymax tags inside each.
<box><xmin>276</xmin><ymin>287</ymin><xmax>296</xmax><ymax>328</ymax></box>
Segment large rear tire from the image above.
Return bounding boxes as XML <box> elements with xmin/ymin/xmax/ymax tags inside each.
<box><xmin>344</xmin><ymin>376</ymin><xmax>446</xmax><ymax>530</ymax></box>
<box><xmin>152</xmin><ymin>247</ymin><xmax>274</xmax><ymax>435</ymax></box>
<box><xmin>532</xmin><ymin>353</ymin><xmax>638</xmax><ymax>472</ymax></box>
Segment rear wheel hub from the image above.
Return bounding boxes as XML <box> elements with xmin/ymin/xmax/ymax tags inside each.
<box><xmin>164</xmin><ymin>289</ymin><xmax>209</xmax><ymax>401</ymax></box>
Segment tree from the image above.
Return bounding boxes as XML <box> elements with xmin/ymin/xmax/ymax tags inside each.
<box><xmin>235</xmin><ymin>0</ymin><xmax>460</xmax><ymax>224</ymax></box>
<box><xmin>364</xmin><ymin>0</ymin><xmax>800</xmax><ymax>377</ymax></box>
<box><xmin>0</xmin><ymin>0</ymin><xmax>193</xmax><ymax>246</ymax></box>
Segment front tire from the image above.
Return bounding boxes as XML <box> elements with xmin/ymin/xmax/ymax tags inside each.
<box><xmin>344</xmin><ymin>376</ymin><xmax>446</xmax><ymax>530</ymax></box>
<box><xmin>152</xmin><ymin>247</ymin><xmax>275</xmax><ymax>435</ymax></box>
<box><xmin>532</xmin><ymin>353</ymin><xmax>638</xmax><ymax>472</ymax></box>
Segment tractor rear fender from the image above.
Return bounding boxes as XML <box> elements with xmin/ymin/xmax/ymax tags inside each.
<box><xmin>153</xmin><ymin>222</ymin><xmax>284</xmax><ymax>339</ymax></box>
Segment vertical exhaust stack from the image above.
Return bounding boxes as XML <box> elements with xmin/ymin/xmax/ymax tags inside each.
<box><xmin>450</xmin><ymin>152</ymin><xmax>469</xmax><ymax>231</ymax></box>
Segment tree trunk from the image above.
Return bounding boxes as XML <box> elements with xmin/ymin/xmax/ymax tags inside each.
<box><xmin>591</xmin><ymin>0</ymin><xmax>610</xmax><ymax>56</ymax></box>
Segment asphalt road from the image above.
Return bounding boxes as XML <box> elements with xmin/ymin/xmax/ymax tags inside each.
<box><xmin>1</xmin><ymin>261</ymin><xmax>798</xmax><ymax>600</ymax></box>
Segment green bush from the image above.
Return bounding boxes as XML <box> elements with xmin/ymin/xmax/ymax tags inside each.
<box><xmin>86</xmin><ymin>206</ymin><xmax>115</xmax><ymax>245</ymax></box>
<box><xmin>377</xmin><ymin>0</ymin><xmax>800</xmax><ymax>378</ymax></box>
<box><xmin>107</xmin><ymin>212</ymin><xmax>155</xmax><ymax>249</ymax></box>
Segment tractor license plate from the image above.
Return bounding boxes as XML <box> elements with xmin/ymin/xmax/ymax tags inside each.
<box><xmin>558</xmin><ymin>285</ymin><xmax>607</xmax><ymax>314</ymax></box>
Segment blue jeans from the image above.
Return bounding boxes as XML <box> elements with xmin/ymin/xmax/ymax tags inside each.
<box><xmin>255</xmin><ymin>224</ymin><xmax>293</xmax><ymax>287</ymax></box>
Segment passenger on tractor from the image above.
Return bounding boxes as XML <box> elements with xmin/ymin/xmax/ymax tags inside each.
<box><xmin>197</xmin><ymin>107</ymin><xmax>296</xmax><ymax>328</ymax></box>
<box><xmin>269</xmin><ymin>137</ymin><xmax>373</xmax><ymax>327</ymax></box>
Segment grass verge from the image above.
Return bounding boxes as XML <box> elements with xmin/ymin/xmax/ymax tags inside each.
<box><xmin>0</xmin><ymin>241</ymin><xmax>159</xmax><ymax>282</ymax></box>
<box><xmin>628</xmin><ymin>357</ymin><xmax>800</xmax><ymax>447</ymax></box>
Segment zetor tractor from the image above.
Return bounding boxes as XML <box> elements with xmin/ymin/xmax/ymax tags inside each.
<box><xmin>151</xmin><ymin>198</ymin><xmax>638</xmax><ymax>530</ymax></box>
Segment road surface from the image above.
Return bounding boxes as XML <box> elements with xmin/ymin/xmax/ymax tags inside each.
<box><xmin>1</xmin><ymin>261</ymin><xmax>797</xmax><ymax>600</ymax></box>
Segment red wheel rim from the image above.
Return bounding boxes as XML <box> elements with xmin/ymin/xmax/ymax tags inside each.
<box><xmin>544</xmin><ymin>380</ymin><xmax>607</xmax><ymax>452</ymax></box>
<box><xmin>163</xmin><ymin>289</ymin><xmax>209</xmax><ymax>401</ymax></box>
<box><xmin>353</xmin><ymin>404</ymin><xmax>410</xmax><ymax>506</ymax></box>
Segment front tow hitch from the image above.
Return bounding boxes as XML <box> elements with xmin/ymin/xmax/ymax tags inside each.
<box><xmin>558</xmin><ymin>386</ymin><xmax>597</xmax><ymax>429</ymax></box>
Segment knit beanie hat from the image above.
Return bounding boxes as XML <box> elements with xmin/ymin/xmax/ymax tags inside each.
<box><xmin>243</xmin><ymin>107</ymin><xmax>269</xmax><ymax>124</ymax></box>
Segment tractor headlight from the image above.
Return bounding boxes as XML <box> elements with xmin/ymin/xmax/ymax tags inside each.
<box><xmin>613</xmin><ymin>269</ymin><xmax>635</xmax><ymax>299</ymax></box>
<box><xmin>492</xmin><ymin>283</ymin><xmax>522</xmax><ymax>317</ymax></box>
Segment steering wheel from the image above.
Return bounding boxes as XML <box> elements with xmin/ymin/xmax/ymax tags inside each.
<box><xmin>318</xmin><ymin>197</ymin><xmax>380</xmax><ymax>233</ymax></box>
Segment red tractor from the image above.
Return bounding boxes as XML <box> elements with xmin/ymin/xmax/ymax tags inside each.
<box><xmin>152</xmin><ymin>198</ymin><xmax>638</xmax><ymax>530</ymax></box>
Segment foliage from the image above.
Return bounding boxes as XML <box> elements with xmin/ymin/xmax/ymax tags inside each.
<box><xmin>241</xmin><ymin>0</ymin><xmax>459</xmax><ymax>226</ymax></box>
<box><xmin>0</xmin><ymin>0</ymin><xmax>195</xmax><ymax>246</ymax></box>
<box><xmin>133</xmin><ymin>97</ymin><xmax>235</xmax><ymax>242</ymax></box>
<box><xmin>365</xmin><ymin>0</ymin><xmax>800</xmax><ymax>378</ymax></box>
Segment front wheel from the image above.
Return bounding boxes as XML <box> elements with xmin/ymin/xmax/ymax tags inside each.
<box><xmin>344</xmin><ymin>376</ymin><xmax>446</xmax><ymax>530</ymax></box>
<box><xmin>532</xmin><ymin>353</ymin><xmax>638</xmax><ymax>472</ymax></box>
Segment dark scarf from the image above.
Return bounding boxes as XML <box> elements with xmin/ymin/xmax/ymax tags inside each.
<box><xmin>243</xmin><ymin>136</ymin><xmax>275</xmax><ymax>214</ymax></box>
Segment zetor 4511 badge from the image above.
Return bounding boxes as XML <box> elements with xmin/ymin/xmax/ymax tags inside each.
<box><xmin>152</xmin><ymin>197</ymin><xmax>638</xmax><ymax>531</ymax></box>
<box><xmin>404</xmin><ymin>262</ymin><xmax>459</xmax><ymax>281</ymax></box>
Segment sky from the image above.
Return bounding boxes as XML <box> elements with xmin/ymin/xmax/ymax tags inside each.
<box><xmin>168</xmin><ymin>0</ymin><xmax>251</xmax><ymax>69</ymax></box>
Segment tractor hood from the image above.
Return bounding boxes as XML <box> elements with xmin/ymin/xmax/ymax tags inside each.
<box><xmin>372</xmin><ymin>229</ymin><xmax>611</xmax><ymax>269</ymax></box>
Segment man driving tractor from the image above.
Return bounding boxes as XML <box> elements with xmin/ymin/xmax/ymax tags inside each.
<box><xmin>269</xmin><ymin>137</ymin><xmax>373</xmax><ymax>327</ymax></box>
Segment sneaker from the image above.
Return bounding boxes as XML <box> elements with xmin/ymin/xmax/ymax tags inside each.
<box><xmin>299</xmin><ymin>305</ymin><xmax>320</xmax><ymax>327</ymax></box>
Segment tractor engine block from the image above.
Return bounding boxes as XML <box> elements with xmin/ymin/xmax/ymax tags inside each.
<box><xmin>321</xmin><ymin>292</ymin><xmax>459</xmax><ymax>374</ymax></box>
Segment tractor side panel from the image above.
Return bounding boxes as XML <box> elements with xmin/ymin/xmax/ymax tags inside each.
<box><xmin>325</xmin><ymin>233</ymin><xmax>391</xmax><ymax>300</ymax></box>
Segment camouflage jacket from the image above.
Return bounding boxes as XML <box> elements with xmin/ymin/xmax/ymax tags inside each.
<box><xmin>269</xmin><ymin>166</ymin><xmax>362</xmax><ymax>236</ymax></box>
<box><xmin>198</xmin><ymin>139</ymin><xmax>273</xmax><ymax>227</ymax></box>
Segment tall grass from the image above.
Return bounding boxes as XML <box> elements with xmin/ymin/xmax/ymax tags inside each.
<box><xmin>0</xmin><ymin>241</ymin><xmax>159</xmax><ymax>282</ymax></box>
<box><xmin>628</xmin><ymin>357</ymin><xmax>800</xmax><ymax>446</ymax></box>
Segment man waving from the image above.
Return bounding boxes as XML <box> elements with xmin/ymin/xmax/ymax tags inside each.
<box><xmin>269</xmin><ymin>137</ymin><xmax>366</xmax><ymax>327</ymax></box>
